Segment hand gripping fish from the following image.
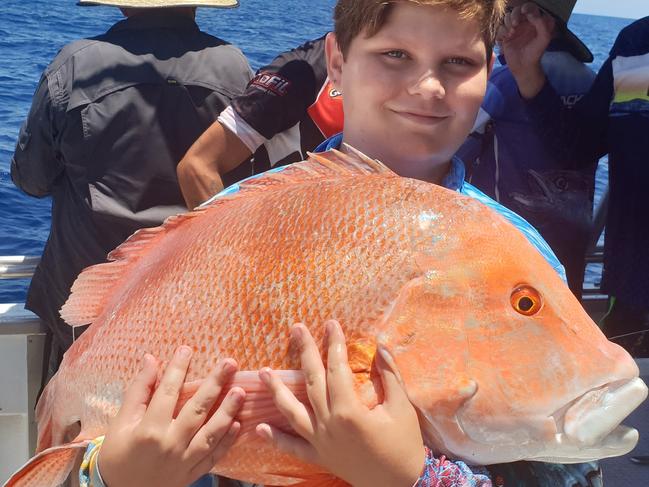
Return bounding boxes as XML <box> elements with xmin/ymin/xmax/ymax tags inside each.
<box><xmin>6</xmin><ymin>148</ymin><xmax>647</xmax><ymax>486</ymax></box>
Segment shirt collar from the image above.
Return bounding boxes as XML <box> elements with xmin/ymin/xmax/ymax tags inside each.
<box><xmin>315</xmin><ymin>133</ymin><xmax>466</xmax><ymax>191</ymax></box>
<box><xmin>108</xmin><ymin>14</ymin><xmax>199</xmax><ymax>34</ymax></box>
<box><xmin>441</xmin><ymin>157</ymin><xmax>466</xmax><ymax>191</ymax></box>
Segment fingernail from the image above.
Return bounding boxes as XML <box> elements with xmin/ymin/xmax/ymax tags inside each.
<box><xmin>259</xmin><ymin>367</ymin><xmax>272</xmax><ymax>384</ymax></box>
<box><xmin>177</xmin><ymin>346</ymin><xmax>192</xmax><ymax>358</ymax></box>
<box><xmin>221</xmin><ymin>360</ymin><xmax>235</xmax><ymax>375</ymax></box>
<box><xmin>256</xmin><ymin>424</ymin><xmax>272</xmax><ymax>440</ymax></box>
<box><xmin>325</xmin><ymin>320</ymin><xmax>334</xmax><ymax>337</ymax></box>
<box><xmin>228</xmin><ymin>388</ymin><xmax>245</xmax><ymax>404</ymax></box>
<box><xmin>377</xmin><ymin>346</ymin><xmax>394</xmax><ymax>370</ymax></box>
<box><xmin>229</xmin><ymin>421</ymin><xmax>241</xmax><ymax>436</ymax></box>
<box><xmin>291</xmin><ymin>325</ymin><xmax>303</xmax><ymax>341</ymax></box>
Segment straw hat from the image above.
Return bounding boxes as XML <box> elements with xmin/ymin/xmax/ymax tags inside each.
<box><xmin>532</xmin><ymin>0</ymin><xmax>593</xmax><ymax>63</ymax></box>
<box><xmin>78</xmin><ymin>0</ymin><xmax>239</xmax><ymax>7</ymax></box>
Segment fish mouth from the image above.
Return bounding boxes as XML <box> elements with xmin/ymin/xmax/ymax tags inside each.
<box><xmin>510</xmin><ymin>170</ymin><xmax>553</xmax><ymax>211</ymax></box>
<box><xmin>543</xmin><ymin>377</ymin><xmax>648</xmax><ymax>462</ymax></box>
<box><xmin>418</xmin><ymin>377</ymin><xmax>648</xmax><ymax>465</ymax></box>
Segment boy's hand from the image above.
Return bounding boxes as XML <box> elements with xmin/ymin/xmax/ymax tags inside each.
<box><xmin>498</xmin><ymin>2</ymin><xmax>556</xmax><ymax>98</ymax></box>
<box><xmin>99</xmin><ymin>347</ymin><xmax>245</xmax><ymax>487</ymax></box>
<box><xmin>256</xmin><ymin>321</ymin><xmax>426</xmax><ymax>487</ymax></box>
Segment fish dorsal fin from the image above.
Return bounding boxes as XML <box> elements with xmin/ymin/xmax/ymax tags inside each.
<box><xmin>61</xmin><ymin>145</ymin><xmax>390</xmax><ymax>327</ymax></box>
<box><xmin>306</xmin><ymin>144</ymin><xmax>393</xmax><ymax>176</ymax></box>
<box><xmin>199</xmin><ymin>144</ymin><xmax>393</xmax><ymax>207</ymax></box>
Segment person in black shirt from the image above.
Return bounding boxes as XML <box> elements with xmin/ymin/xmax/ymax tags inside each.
<box><xmin>178</xmin><ymin>35</ymin><xmax>344</xmax><ymax>209</ymax></box>
<box><xmin>11</xmin><ymin>1</ymin><xmax>252</xmax><ymax>377</ymax></box>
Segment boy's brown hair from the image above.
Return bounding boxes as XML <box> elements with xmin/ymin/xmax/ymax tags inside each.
<box><xmin>333</xmin><ymin>0</ymin><xmax>506</xmax><ymax>59</ymax></box>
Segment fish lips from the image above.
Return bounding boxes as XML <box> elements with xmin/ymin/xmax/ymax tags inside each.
<box><xmin>423</xmin><ymin>377</ymin><xmax>648</xmax><ymax>465</ymax></box>
<box><xmin>560</xmin><ymin>377</ymin><xmax>648</xmax><ymax>451</ymax></box>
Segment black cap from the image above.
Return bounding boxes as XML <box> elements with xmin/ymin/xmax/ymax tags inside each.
<box><xmin>533</xmin><ymin>0</ymin><xmax>593</xmax><ymax>63</ymax></box>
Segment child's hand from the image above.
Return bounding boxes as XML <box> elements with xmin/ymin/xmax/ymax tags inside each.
<box><xmin>498</xmin><ymin>2</ymin><xmax>556</xmax><ymax>98</ymax></box>
<box><xmin>256</xmin><ymin>321</ymin><xmax>426</xmax><ymax>487</ymax></box>
<box><xmin>99</xmin><ymin>346</ymin><xmax>245</xmax><ymax>487</ymax></box>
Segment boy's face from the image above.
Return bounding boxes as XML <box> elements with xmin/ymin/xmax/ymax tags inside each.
<box><xmin>327</xmin><ymin>2</ymin><xmax>489</xmax><ymax>179</ymax></box>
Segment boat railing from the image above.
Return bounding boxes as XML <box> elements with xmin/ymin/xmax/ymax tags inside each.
<box><xmin>0</xmin><ymin>257</ymin><xmax>46</xmax><ymax>483</ymax></box>
<box><xmin>0</xmin><ymin>255</ymin><xmax>41</xmax><ymax>280</ymax></box>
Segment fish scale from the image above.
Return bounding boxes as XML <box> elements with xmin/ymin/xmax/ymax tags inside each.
<box><xmin>5</xmin><ymin>148</ymin><xmax>646</xmax><ymax>487</ymax></box>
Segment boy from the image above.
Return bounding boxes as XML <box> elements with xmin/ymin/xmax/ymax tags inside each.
<box><xmin>257</xmin><ymin>3</ymin><xmax>600</xmax><ymax>485</ymax></box>
<box><xmin>85</xmin><ymin>1</ymin><xmax>601</xmax><ymax>486</ymax></box>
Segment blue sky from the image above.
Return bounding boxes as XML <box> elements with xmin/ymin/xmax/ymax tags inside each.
<box><xmin>574</xmin><ymin>0</ymin><xmax>646</xmax><ymax>19</ymax></box>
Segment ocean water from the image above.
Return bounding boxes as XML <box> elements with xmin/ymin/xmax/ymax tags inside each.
<box><xmin>0</xmin><ymin>3</ymin><xmax>635</xmax><ymax>303</ymax></box>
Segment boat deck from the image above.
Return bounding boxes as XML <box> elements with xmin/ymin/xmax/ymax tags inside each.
<box><xmin>600</xmin><ymin>359</ymin><xmax>649</xmax><ymax>486</ymax></box>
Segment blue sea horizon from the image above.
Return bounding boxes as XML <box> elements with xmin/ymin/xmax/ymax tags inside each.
<box><xmin>0</xmin><ymin>1</ymin><xmax>636</xmax><ymax>303</ymax></box>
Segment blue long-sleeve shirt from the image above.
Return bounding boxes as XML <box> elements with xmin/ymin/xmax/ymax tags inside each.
<box><xmin>455</xmin><ymin>48</ymin><xmax>597</xmax><ymax>293</ymax></box>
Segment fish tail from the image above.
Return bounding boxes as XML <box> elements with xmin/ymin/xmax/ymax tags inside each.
<box><xmin>3</xmin><ymin>441</ymin><xmax>90</xmax><ymax>487</ymax></box>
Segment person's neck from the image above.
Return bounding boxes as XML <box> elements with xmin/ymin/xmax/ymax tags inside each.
<box><xmin>121</xmin><ymin>7</ymin><xmax>197</xmax><ymax>19</ymax></box>
<box><xmin>340</xmin><ymin>136</ymin><xmax>451</xmax><ymax>185</ymax></box>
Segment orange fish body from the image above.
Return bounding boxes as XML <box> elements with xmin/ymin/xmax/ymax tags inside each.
<box><xmin>6</xmin><ymin>149</ymin><xmax>647</xmax><ymax>486</ymax></box>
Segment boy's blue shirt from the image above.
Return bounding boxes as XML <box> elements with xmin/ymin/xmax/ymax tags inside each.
<box><xmin>317</xmin><ymin>136</ymin><xmax>601</xmax><ymax>486</ymax></box>
<box><xmin>316</xmin><ymin>133</ymin><xmax>568</xmax><ymax>282</ymax></box>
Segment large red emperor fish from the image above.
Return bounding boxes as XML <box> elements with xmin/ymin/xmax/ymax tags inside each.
<box><xmin>6</xmin><ymin>148</ymin><xmax>647</xmax><ymax>487</ymax></box>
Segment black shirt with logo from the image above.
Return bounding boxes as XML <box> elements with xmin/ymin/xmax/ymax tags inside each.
<box><xmin>230</xmin><ymin>35</ymin><xmax>343</xmax><ymax>169</ymax></box>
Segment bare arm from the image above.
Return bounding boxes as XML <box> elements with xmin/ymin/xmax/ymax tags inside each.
<box><xmin>177</xmin><ymin>121</ymin><xmax>252</xmax><ymax>209</ymax></box>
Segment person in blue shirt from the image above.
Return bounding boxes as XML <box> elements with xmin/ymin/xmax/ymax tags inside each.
<box><xmin>498</xmin><ymin>3</ymin><xmax>649</xmax><ymax>360</ymax></box>
<box><xmin>456</xmin><ymin>0</ymin><xmax>597</xmax><ymax>297</ymax></box>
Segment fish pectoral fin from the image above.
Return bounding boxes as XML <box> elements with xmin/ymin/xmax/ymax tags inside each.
<box><xmin>4</xmin><ymin>441</ymin><xmax>90</xmax><ymax>487</ymax></box>
<box><xmin>228</xmin><ymin>370</ymin><xmax>308</xmax><ymax>434</ymax></box>
<box><xmin>420</xmin><ymin>379</ymin><xmax>478</xmax><ymax>453</ymax></box>
<box><xmin>169</xmin><ymin>371</ymin><xmax>309</xmax><ymax>433</ymax></box>
<box><xmin>168</xmin><ymin>370</ymin><xmax>309</xmax><ymax>428</ymax></box>
<box><xmin>439</xmin><ymin>378</ymin><xmax>478</xmax><ymax>412</ymax></box>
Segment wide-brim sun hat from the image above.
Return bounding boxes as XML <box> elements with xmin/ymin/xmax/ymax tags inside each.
<box><xmin>532</xmin><ymin>0</ymin><xmax>593</xmax><ymax>63</ymax></box>
<box><xmin>78</xmin><ymin>0</ymin><xmax>239</xmax><ymax>8</ymax></box>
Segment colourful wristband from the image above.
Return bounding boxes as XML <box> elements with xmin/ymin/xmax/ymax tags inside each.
<box><xmin>80</xmin><ymin>436</ymin><xmax>108</xmax><ymax>487</ymax></box>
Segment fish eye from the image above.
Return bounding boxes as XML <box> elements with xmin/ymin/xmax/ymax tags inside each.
<box><xmin>511</xmin><ymin>286</ymin><xmax>542</xmax><ymax>316</ymax></box>
<box><xmin>554</xmin><ymin>176</ymin><xmax>568</xmax><ymax>190</ymax></box>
